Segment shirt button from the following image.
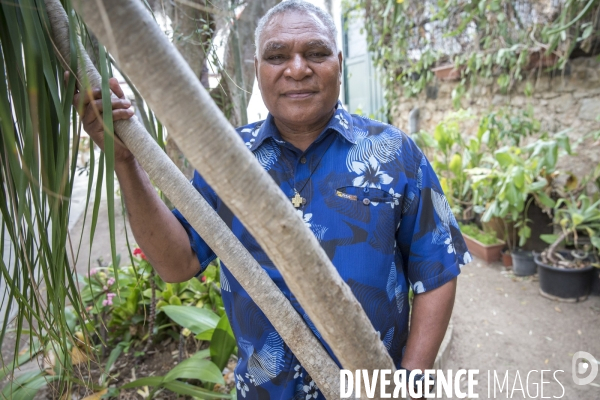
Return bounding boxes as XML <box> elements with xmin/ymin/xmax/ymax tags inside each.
<box><xmin>300</xmin><ymin>157</ymin><xmax>307</xmax><ymax>164</ymax></box>
<box><xmin>363</xmin><ymin>198</ymin><xmax>371</xmax><ymax>205</ymax></box>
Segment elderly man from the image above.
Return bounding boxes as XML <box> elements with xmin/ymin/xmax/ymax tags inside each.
<box><xmin>78</xmin><ymin>1</ymin><xmax>471</xmax><ymax>398</ymax></box>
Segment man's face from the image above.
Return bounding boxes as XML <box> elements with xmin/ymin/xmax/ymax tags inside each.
<box><xmin>255</xmin><ymin>11</ymin><xmax>342</xmax><ymax>128</ymax></box>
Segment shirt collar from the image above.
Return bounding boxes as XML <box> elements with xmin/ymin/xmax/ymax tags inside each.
<box><xmin>250</xmin><ymin>101</ymin><xmax>356</xmax><ymax>150</ymax></box>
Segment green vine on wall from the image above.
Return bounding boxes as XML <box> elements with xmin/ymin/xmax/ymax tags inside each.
<box><xmin>345</xmin><ymin>0</ymin><xmax>600</xmax><ymax>108</ymax></box>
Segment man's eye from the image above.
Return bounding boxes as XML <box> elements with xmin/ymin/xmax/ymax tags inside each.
<box><xmin>267</xmin><ymin>55</ymin><xmax>283</xmax><ymax>60</ymax></box>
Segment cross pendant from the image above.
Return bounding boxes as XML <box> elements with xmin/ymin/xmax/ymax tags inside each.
<box><xmin>291</xmin><ymin>192</ymin><xmax>304</xmax><ymax>208</ymax></box>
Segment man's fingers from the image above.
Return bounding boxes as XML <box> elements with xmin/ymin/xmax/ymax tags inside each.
<box><xmin>78</xmin><ymin>86</ymin><xmax>117</xmax><ymax>109</ymax></box>
<box><xmin>109</xmin><ymin>77</ymin><xmax>125</xmax><ymax>99</ymax></box>
<box><xmin>73</xmin><ymin>88</ymin><xmax>100</xmax><ymax>115</ymax></box>
<box><xmin>83</xmin><ymin>97</ymin><xmax>132</xmax><ymax>121</ymax></box>
<box><xmin>112</xmin><ymin>108</ymin><xmax>135</xmax><ymax>121</ymax></box>
<box><xmin>91</xmin><ymin>94</ymin><xmax>130</xmax><ymax>112</ymax></box>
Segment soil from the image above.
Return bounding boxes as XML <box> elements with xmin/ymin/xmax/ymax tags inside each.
<box><xmin>37</xmin><ymin>336</ymin><xmax>236</xmax><ymax>399</ymax></box>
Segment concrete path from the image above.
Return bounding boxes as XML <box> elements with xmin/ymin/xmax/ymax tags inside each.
<box><xmin>446</xmin><ymin>258</ymin><xmax>600</xmax><ymax>399</ymax></box>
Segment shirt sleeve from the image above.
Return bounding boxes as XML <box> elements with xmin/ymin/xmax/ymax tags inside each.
<box><xmin>171</xmin><ymin>170</ymin><xmax>218</xmax><ymax>275</ymax></box>
<box><xmin>396</xmin><ymin>145</ymin><xmax>471</xmax><ymax>294</ymax></box>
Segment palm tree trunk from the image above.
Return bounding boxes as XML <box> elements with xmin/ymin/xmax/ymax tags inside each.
<box><xmin>166</xmin><ymin>0</ymin><xmax>214</xmax><ymax>179</ymax></box>
<box><xmin>44</xmin><ymin>0</ymin><xmax>342</xmax><ymax>397</ymax></box>
<box><xmin>64</xmin><ymin>0</ymin><xmax>396</xmax><ymax>396</ymax></box>
<box><xmin>216</xmin><ymin>0</ymin><xmax>281</xmax><ymax>126</ymax></box>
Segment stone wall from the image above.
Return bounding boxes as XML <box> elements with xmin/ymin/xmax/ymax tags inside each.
<box><xmin>391</xmin><ymin>57</ymin><xmax>600</xmax><ymax>179</ymax></box>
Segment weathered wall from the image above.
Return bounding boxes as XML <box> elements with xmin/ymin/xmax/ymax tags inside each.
<box><xmin>392</xmin><ymin>57</ymin><xmax>600</xmax><ymax>178</ymax></box>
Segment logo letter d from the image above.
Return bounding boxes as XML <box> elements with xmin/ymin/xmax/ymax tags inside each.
<box><xmin>572</xmin><ymin>351</ymin><xmax>598</xmax><ymax>386</ymax></box>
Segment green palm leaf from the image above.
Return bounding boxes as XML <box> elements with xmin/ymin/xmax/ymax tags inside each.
<box><xmin>0</xmin><ymin>0</ymin><xmax>164</xmax><ymax>395</ymax></box>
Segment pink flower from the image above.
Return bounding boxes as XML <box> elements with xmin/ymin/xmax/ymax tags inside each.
<box><xmin>107</xmin><ymin>277</ymin><xmax>115</xmax><ymax>286</ymax></box>
<box><xmin>201</xmin><ymin>276</ymin><xmax>206</xmax><ymax>283</ymax></box>
<box><xmin>102</xmin><ymin>293</ymin><xmax>116</xmax><ymax>307</ymax></box>
<box><xmin>87</xmin><ymin>268</ymin><xmax>98</xmax><ymax>277</ymax></box>
<box><xmin>103</xmin><ymin>285</ymin><xmax>108</xmax><ymax>291</ymax></box>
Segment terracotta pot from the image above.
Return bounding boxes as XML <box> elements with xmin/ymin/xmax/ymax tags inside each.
<box><xmin>462</xmin><ymin>233</ymin><xmax>505</xmax><ymax>263</ymax></box>
<box><xmin>502</xmin><ymin>251</ymin><xmax>513</xmax><ymax>268</ymax></box>
<box><xmin>525</xmin><ymin>51</ymin><xmax>558</xmax><ymax>70</ymax></box>
<box><xmin>431</xmin><ymin>64</ymin><xmax>463</xmax><ymax>81</ymax></box>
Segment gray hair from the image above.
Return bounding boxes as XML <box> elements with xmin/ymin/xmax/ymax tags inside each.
<box><xmin>254</xmin><ymin>0</ymin><xmax>338</xmax><ymax>57</ymax></box>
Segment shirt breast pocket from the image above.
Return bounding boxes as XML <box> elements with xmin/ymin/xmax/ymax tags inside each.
<box><xmin>332</xmin><ymin>186</ymin><xmax>400</xmax><ymax>255</ymax></box>
<box><xmin>336</xmin><ymin>186</ymin><xmax>397</xmax><ymax>206</ymax></box>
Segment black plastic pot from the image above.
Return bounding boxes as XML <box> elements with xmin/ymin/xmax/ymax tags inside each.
<box><xmin>592</xmin><ymin>269</ymin><xmax>600</xmax><ymax>296</ymax></box>
<box><xmin>534</xmin><ymin>255</ymin><xmax>595</xmax><ymax>301</ymax></box>
<box><xmin>512</xmin><ymin>249</ymin><xmax>537</xmax><ymax>276</ymax></box>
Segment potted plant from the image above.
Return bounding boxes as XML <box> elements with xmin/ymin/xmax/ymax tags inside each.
<box><xmin>525</xmin><ymin>49</ymin><xmax>559</xmax><ymax>70</ymax></box>
<box><xmin>468</xmin><ymin>147</ymin><xmax>541</xmax><ymax>273</ymax></box>
<box><xmin>431</xmin><ymin>62</ymin><xmax>465</xmax><ymax>81</ymax></box>
<box><xmin>459</xmin><ymin>223</ymin><xmax>506</xmax><ymax>263</ymax></box>
<box><xmin>468</xmin><ymin>128</ymin><xmax>573</xmax><ymax>275</ymax></box>
<box><xmin>419</xmin><ymin>111</ymin><xmax>486</xmax><ymax>223</ymax></box>
<box><xmin>536</xmin><ymin>194</ymin><xmax>600</xmax><ymax>301</ymax></box>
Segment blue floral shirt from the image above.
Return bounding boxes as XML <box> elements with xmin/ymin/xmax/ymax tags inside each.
<box><xmin>172</xmin><ymin>103</ymin><xmax>471</xmax><ymax>400</ymax></box>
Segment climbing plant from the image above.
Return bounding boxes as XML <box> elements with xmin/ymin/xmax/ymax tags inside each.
<box><xmin>345</xmin><ymin>0</ymin><xmax>600</xmax><ymax>107</ymax></box>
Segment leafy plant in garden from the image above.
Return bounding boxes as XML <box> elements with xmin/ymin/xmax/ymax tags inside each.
<box><xmin>2</xmin><ymin>308</ymin><xmax>101</xmax><ymax>399</ymax></box>
<box><xmin>4</xmin><ymin>250</ymin><xmax>232</xmax><ymax>398</ymax></box>
<box><xmin>415</xmin><ymin>110</ymin><xmax>476</xmax><ymax>219</ymax></box>
<box><xmin>478</xmin><ymin>106</ymin><xmax>540</xmax><ymax>147</ymax></box>
<box><xmin>121</xmin><ymin>349</ymin><xmax>233</xmax><ymax>399</ymax></box>
<box><xmin>91</xmin><ymin>255</ymin><xmax>237</xmax><ymax>398</ymax></box>
<box><xmin>468</xmin><ymin>130</ymin><xmax>573</xmax><ymax>250</ymax></box>
<box><xmin>541</xmin><ymin>194</ymin><xmax>600</xmax><ymax>269</ymax></box>
<box><xmin>81</xmin><ymin>255</ymin><xmax>152</xmax><ymax>347</ymax></box>
<box><xmin>155</xmin><ymin>262</ymin><xmax>225</xmax><ymax>315</ymax></box>
<box><xmin>416</xmin><ymin>108</ymin><xmax>524</xmax><ymax>220</ymax></box>
<box><xmin>161</xmin><ymin>305</ymin><xmax>236</xmax><ymax>372</ymax></box>
<box><xmin>79</xmin><ymin>250</ymin><xmax>225</xmax><ymax>345</ymax></box>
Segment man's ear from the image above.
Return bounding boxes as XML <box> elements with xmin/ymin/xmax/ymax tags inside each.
<box><xmin>254</xmin><ymin>56</ymin><xmax>260</xmax><ymax>89</ymax></box>
<box><xmin>338</xmin><ymin>51</ymin><xmax>343</xmax><ymax>81</ymax></box>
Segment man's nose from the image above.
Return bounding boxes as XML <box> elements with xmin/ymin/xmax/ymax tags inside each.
<box><xmin>284</xmin><ymin>54</ymin><xmax>312</xmax><ymax>80</ymax></box>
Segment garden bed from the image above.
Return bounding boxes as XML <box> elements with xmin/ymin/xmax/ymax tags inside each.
<box><xmin>38</xmin><ymin>337</ymin><xmax>236</xmax><ymax>399</ymax></box>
